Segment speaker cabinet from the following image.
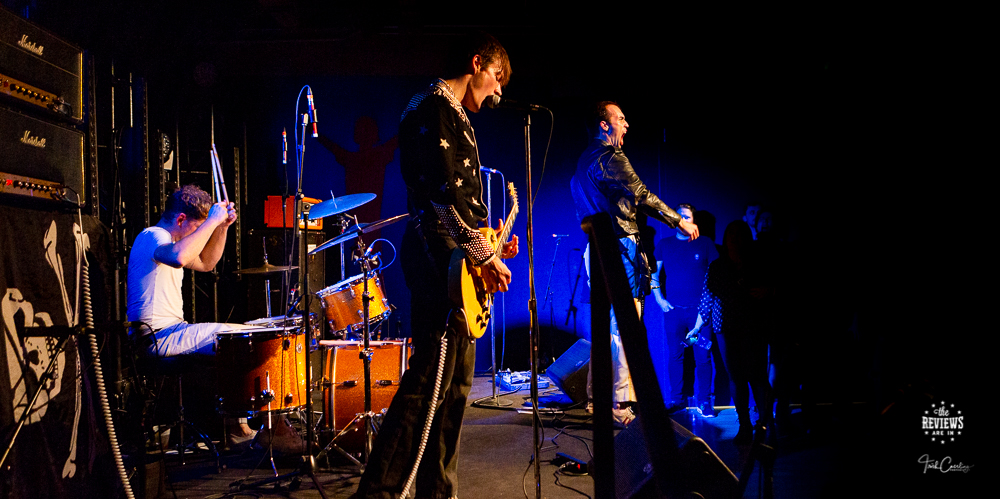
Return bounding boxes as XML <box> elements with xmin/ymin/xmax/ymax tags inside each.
<box><xmin>592</xmin><ymin>417</ymin><xmax>738</xmax><ymax>499</ymax></box>
<box><xmin>546</xmin><ymin>338</ymin><xmax>591</xmax><ymax>404</ymax></box>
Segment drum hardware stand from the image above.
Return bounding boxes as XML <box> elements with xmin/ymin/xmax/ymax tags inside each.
<box><xmin>234</xmin><ymin>375</ymin><xmax>281</xmax><ymax>483</ymax></box>
<box><xmin>233</xmin><ymin>109</ymin><xmax>329</xmax><ymax>498</ymax></box>
<box><xmin>314</xmin><ymin>233</ymin><xmax>381</xmax><ymax>471</ymax></box>
<box><xmin>263</xmin><ymin>238</ymin><xmax>273</xmax><ymax>315</ymax></box>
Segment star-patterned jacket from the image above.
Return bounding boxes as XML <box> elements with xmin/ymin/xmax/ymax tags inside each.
<box><xmin>400</xmin><ymin>80</ymin><xmax>495</xmax><ymax>265</ymax></box>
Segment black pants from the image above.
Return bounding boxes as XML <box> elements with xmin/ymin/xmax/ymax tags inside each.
<box><xmin>356</xmin><ymin>221</ymin><xmax>475</xmax><ymax>499</ymax></box>
<box><xmin>716</xmin><ymin>332</ymin><xmax>772</xmax><ymax>428</ymax></box>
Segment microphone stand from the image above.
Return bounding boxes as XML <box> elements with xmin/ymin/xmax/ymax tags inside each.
<box><xmin>541</xmin><ymin>236</ymin><xmax>563</xmax><ymax>329</ymax></box>
<box><xmin>523</xmin><ymin>112</ymin><xmax>542</xmax><ymax>499</ymax></box>
<box><xmin>475</xmin><ymin>168</ymin><xmax>512</xmax><ymax>409</ymax></box>
<box><xmin>564</xmin><ymin>249</ymin><xmax>585</xmax><ymax>335</ymax></box>
<box><xmin>238</xmin><ymin>111</ymin><xmax>329</xmax><ymax>498</ymax></box>
<box><xmin>0</xmin><ymin>327</ymin><xmax>80</xmax><ymax>469</ymax></box>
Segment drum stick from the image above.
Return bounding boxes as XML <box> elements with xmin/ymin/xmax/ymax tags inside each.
<box><xmin>210</xmin><ymin>146</ymin><xmax>223</xmax><ymax>203</ymax></box>
<box><xmin>211</xmin><ymin>144</ymin><xmax>230</xmax><ymax>204</ymax></box>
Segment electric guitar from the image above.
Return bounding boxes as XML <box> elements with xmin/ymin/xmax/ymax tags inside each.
<box><xmin>448</xmin><ymin>183</ymin><xmax>519</xmax><ymax>338</ymax></box>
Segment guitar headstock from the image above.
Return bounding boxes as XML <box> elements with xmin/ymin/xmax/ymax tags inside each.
<box><xmin>506</xmin><ymin>182</ymin><xmax>518</xmax><ymax>207</ymax></box>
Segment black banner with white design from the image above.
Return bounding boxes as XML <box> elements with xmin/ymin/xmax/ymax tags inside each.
<box><xmin>0</xmin><ymin>205</ymin><xmax>118</xmax><ymax>498</ymax></box>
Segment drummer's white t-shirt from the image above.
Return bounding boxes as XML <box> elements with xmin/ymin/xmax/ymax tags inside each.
<box><xmin>127</xmin><ymin>226</ymin><xmax>184</xmax><ymax>330</ymax></box>
<box><xmin>126</xmin><ymin>225</ymin><xmax>251</xmax><ymax>356</ymax></box>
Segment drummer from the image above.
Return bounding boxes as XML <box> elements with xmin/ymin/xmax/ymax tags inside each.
<box><xmin>126</xmin><ymin>185</ymin><xmax>258</xmax><ymax>444</ymax></box>
<box><xmin>126</xmin><ymin>185</ymin><xmax>250</xmax><ymax>356</ymax></box>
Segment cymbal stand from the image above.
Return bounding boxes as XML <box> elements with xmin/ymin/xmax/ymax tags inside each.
<box><xmin>263</xmin><ymin>237</ymin><xmax>273</xmax><ymax>315</ymax></box>
<box><xmin>232</xmin><ymin>190</ymin><xmax>329</xmax><ymax>498</ymax></box>
<box><xmin>316</xmin><ymin>233</ymin><xmax>380</xmax><ymax>470</ymax></box>
<box><xmin>331</xmin><ymin>214</ymin><xmax>350</xmax><ymax>282</ymax></box>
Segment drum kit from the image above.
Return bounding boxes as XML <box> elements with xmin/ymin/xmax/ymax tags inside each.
<box><xmin>218</xmin><ymin>191</ymin><xmax>409</xmax><ymax>474</ymax></box>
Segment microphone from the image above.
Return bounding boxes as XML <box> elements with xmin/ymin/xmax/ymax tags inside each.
<box><xmin>484</xmin><ymin>95</ymin><xmax>545</xmax><ymax>112</ymax></box>
<box><xmin>553</xmin><ymin>234</ymin><xmax>569</xmax><ymax>239</ymax></box>
<box><xmin>282</xmin><ymin>128</ymin><xmax>288</xmax><ymax>164</ymax></box>
<box><xmin>306</xmin><ymin>88</ymin><xmax>318</xmax><ymax>137</ymax></box>
<box><xmin>287</xmin><ymin>292</ymin><xmax>303</xmax><ymax>314</ymax></box>
<box><xmin>480</xmin><ymin>166</ymin><xmax>501</xmax><ymax>174</ymax></box>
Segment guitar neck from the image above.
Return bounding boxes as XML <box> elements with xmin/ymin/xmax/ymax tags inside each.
<box><xmin>493</xmin><ymin>184</ymin><xmax>519</xmax><ymax>258</ymax></box>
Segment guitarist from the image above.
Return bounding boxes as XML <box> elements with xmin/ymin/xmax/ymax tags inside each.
<box><xmin>570</xmin><ymin>101</ymin><xmax>700</xmax><ymax>425</ymax></box>
<box><xmin>355</xmin><ymin>32</ymin><xmax>517</xmax><ymax>499</ymax></box>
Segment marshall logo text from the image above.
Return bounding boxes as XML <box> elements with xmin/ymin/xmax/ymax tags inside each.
<box><xmin>20</xmin><ymin>131</ymin><xmax>47</xmax><ymax>148</ymax></box>
<box><xmin>17</xmin><ymin>34</ymin><xmax>44</xmax><ymax>56</ymax></box>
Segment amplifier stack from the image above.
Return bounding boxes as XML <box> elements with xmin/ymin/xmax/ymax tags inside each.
<box><xmin>0</xmin><ymin>5</ymin><xmax>88</xmax><ymax>207</ymax></box>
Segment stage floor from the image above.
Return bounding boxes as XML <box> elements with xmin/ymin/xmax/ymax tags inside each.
<box><xmin>146</xmin><ymin>373</ymin><xmax>852</xmax><ymax>499</ymax></box>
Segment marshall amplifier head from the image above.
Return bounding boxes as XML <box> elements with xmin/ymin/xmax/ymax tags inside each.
<box><xmin>0</xmin><ymin>6</ymin><xmax>83</xmax><ymax>123</ymax></box>
<box><xmin>0</xmin><ymin>105</ymin><xmax>84</xmax><ymax>205</ymax></box>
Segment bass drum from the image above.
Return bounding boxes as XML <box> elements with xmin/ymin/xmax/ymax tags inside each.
<box><xmin>215</xmin><ymin>327</ymin><xmax>307</xmax><ymax>416</ymax></box>
<box><xmin>319</xmin><ymin>340</ymin><xmax>410</xmax><ymax>450</ymax></box>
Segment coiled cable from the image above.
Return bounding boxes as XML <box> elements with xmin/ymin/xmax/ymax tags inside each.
<box><xmin>400</xmin><ymin>310</ymin><xmax>460</xmax><ymax>498</ymax></box>
<box><xmin>79</xmin><ymin>210</ymin><xmax>136</xmax><ymax>499</ymax></box>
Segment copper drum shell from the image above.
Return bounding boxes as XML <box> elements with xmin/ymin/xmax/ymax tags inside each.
<box><xmin>320</xmin><ymin>340</ymin><xmax>411</xmax><ymax>451</ymax></box>
<box><xmin>215</xmin><ymin>327</ymin><xmax>307</xmax><ymax>416</ymax></box>
<box><xmin>316</xmin><ymin>274</ymin><xmax>391</xmax><ymax>335</ymax></box>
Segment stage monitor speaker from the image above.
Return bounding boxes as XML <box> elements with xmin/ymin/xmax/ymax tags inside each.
<box><xmin>546</xmin><ymin>338</ymin><xmax>590</xmax><ymax>404</ymax></box>
<box><xmin>591</xmin><ymin>417</ymin><xmax>738</xmax><ymax>499</ymax></box>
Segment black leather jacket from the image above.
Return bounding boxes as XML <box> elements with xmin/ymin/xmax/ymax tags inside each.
<box><xmin>571</xmin><ymin>139</ymin><xmax>682</xmax><ymax>237</ymax></box>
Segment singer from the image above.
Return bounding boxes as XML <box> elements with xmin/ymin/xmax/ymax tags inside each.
<box><xmin>570</xmin><ymin>101</ymin><xmax>699</xmax><ymax>425</ymax></box>
<box><xmin>354</xmin><ymin>32</ymin><xmax>518</xmax><ymax>499</ymax></box>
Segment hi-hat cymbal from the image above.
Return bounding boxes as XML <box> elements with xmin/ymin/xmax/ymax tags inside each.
<box><xmin>308</xmin><ymin>193</ymin><xmax>376</xmax><ymax>220</ymax></box>
<box><xmin>233</xmin><ymin>263</ymin><xmax>298</xmax><ymax>275</ymax></box>
<box><xmin>308</xmin><ymin>213</ymin><xmax>410</xmax><ymax>256</ymax></box>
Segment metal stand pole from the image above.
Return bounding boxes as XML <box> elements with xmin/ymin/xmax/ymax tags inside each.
<box><xmin>475</xmin><ymin>169</ymin><xmax>512</xmax><ymax>408</ymax></box>
<box><xmin>523</xmin><ymin>112</ymin><xmax>542</xmax><ymax>499</ymax></box>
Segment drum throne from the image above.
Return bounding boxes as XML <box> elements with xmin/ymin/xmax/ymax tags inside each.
<box><xmin>130</xmin><ymin>330</ymin><xmax>222</xmax><ymax>470</ymax></box>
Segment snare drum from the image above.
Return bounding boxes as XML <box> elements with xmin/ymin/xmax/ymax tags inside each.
<box><xmin>215</xmin><ymin>327</ymin><xmax>307</xmax><ymax>416</ymax></box>
<box><xmin>316</xmin><ymin>274</ymin><xmax>392</xmax><ymax>336</ymax></box>
<box><xmin>245</xmin><ymin>313</ymin><xmax>319</xmax><ymax>338</ymax></box>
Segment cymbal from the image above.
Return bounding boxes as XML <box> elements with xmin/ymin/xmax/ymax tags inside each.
<box><xmin>357</xmin><ymin>213</ymin><xmax>409</xmax><ymax>234</ymax></box>
<box><xmin>308</xmin><ymin>213</ymin><xmax>410</xmax><ymax>256</ymax></box>
<box><xmin>308</xmin><ymin>193</ymin><xmax>376</xmax><ymax>220</ymax></box>
<box><xmin>309</xmin><ymin>231</ymin><xmax>359</xmax><ymax>256</ymax></box>
<box><xmin>233</xmin><ymin>262</ymin><xmax>298</xmax><ymax>275</ymax></box>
